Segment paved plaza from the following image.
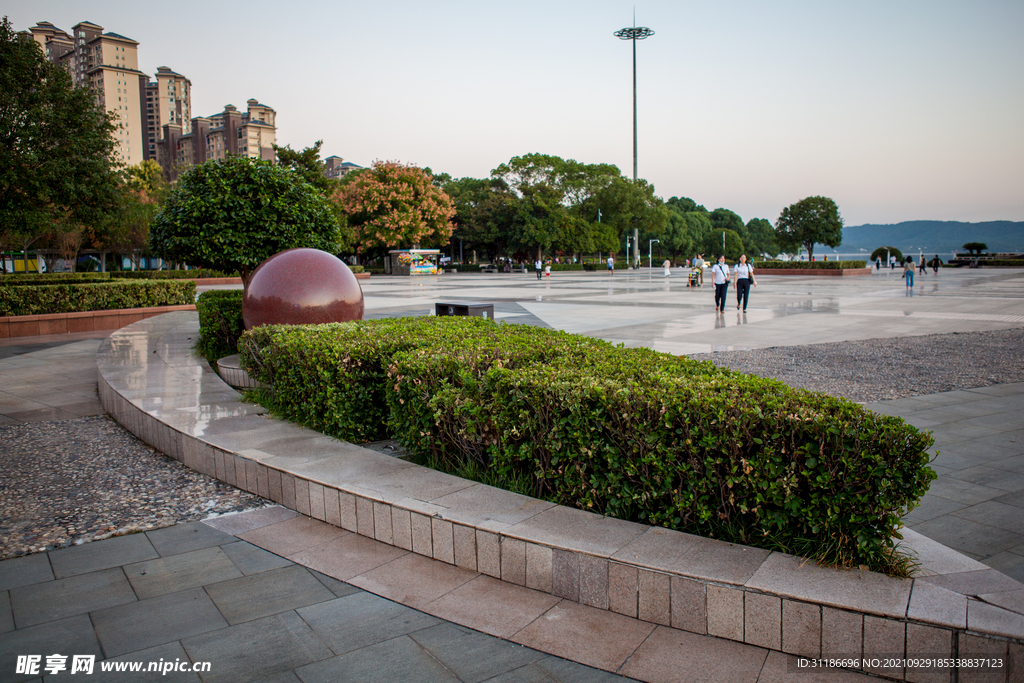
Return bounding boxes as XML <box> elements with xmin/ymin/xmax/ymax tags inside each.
<box><xmin>2</xmin><ymin>266</ymin><xmax>1023</xmax><ymax>682</ymax></box>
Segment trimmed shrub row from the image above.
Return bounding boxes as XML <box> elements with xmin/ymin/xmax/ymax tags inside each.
<box><xmin>237</xmin><ymin>318</ymin><xmax>935</xmax><ymax>572</ymax></box>
<box><xmin>195</xmin><ymin>290</ymin><xmax>245</xmax><ymax>361</ymax></box>
<box><xmin>110</xmin><ymin>269</ymin><xmax>236</xmax><ymax>280</ymax></box>
<box><xmin>0</xmin><ymin>280</ymin><xmax>196</xmax><ymax>317</ymax></box>
<box><xmin>1</xmin><ymin>272</ymin><xmax>111</xmax><ymax>285</ymax></box>
<box><xmin>754</xmin><ymin>260</ymin><xmax>867</xmax><ymax>270</ymax></box>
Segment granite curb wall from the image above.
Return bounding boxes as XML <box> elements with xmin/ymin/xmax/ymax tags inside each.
<box><xmin>97</xmin><ymin>312</ymin><xmax>1024</xmax><ymax>683</ymax></box>
<box><xmin>0</xmin><ymin>304</ymin><xmax>197</xmax><ymax>339</ymax></box>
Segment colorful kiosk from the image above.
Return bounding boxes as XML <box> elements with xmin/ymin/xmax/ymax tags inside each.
<box><xmin>385</xmin><ymin>249</ymin><xmax>440</xmax><ymax>276</ymax></box>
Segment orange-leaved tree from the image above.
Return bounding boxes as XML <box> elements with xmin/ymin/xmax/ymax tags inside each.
<box><xmin>334</xmin><ymin>161</ymin><xmax>455</xmax><ymax>252</ymax></box>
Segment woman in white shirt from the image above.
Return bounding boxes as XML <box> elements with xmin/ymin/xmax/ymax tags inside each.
<box><xmin>733</xmin><ymin>254</ymin><xmax>757</xmax><ymax>312</ymax></box>
<box><xmin>712</xmin><ymin>255</ymin><xmax>730</xmax><ymax>313</ymax></box>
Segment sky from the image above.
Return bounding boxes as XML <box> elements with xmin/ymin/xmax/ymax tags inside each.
<box><xmin>7</xmin><ymin>0</ymin><xmax>1024</xmax><ymax>226</ymax></box>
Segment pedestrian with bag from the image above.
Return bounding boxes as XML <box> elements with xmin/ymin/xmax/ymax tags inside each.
<box><xmin>712</xmin><ymin>255</ymin><xmax>730</xmax><ymax>313</ymax></box>
<box><xmin>733</xmin><ymin>254</ymin><xmax>756</xmax><ymax>312</ymax></box>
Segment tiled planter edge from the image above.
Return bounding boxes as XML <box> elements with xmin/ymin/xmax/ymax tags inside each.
<box><xmin>96</xmin><ymin>312</ymin><xmax>1024</xmax><ymax>683</ymax></box>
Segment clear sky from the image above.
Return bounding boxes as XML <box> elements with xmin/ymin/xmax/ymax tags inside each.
<box><xmin>8</xmin><ymin>0</ymin><xmax>1023</xmax><ymax>226</ymax></box>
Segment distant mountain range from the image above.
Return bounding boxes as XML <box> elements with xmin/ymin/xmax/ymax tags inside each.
<box><xmin>827</xmin><ymin>220</ymin><xmax>1024</xmax><ymax>255</ymax></box>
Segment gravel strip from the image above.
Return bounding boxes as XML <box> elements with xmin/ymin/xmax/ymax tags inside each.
<box><xmin>0</xmin><ymin>415</ymin><xmax>266</xmax><ymax>560</ymax></box>
<box><xmin>688</xmin><ymin>328</ymin><xmax>1024</xmax><ymax>403</ymax></box>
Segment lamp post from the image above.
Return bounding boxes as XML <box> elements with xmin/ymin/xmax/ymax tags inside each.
<box><xmin>614</xmin><ymin>22</ymin><xmax>654</xmax><ymax>182</ymax></box>
<box><xmin>625</xmin><ymin>236</ymin><xmax>633</xmax><ymax>269</ymax></box>
<box><xmin>649</xmin><ymin>239</ymin><xmax>659</xmax><ymax>268</ymax></box>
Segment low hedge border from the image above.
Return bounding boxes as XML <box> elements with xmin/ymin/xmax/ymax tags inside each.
<box><xmin>110</xmin><ymin>269</ymin><xmax>236</xmax><ymax>280</ymax></box>
<box><xmin>1</xmin><ymin>272</ymin><xmax>111</xmax><ymax>285</ymax></box>
<box><xmin>237</xmin><ymin>318</ymin><xmax>935</xmax><ymax>573</ymax></box>
<box><xmin>195</xmin><ymin>290</ymin><xmax>245</xmax><ymax>361</ymax></box>
<box><xmin>754</xmin><ymin>260</ymin><xmax>867</xmax><ymax>270</ymax></box>
<box><xmin>0</xmin><ymin>280</ymin><xmax>196</xmax><ymax>317</ymax></box>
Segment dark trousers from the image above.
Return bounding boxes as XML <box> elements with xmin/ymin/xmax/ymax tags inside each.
<box><xmin>536</xmin><ymin>269</ymin><xmax>542</xmax><ymax>279</ymax></box>
<box><xmin>736</xmin><ymin>278</ymin><xmax>751</xmax><ymax>310</ymax></box>
<box><xmin>714</xmin><ymin>282</ymin><xmax>729</xmax><ymax>311</ymax></box>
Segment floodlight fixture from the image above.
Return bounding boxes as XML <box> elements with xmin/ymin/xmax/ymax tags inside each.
<box><xmin>614</xmin><ymin>24</ymin><xmax>654</xmax><ymax>181</ymax></box>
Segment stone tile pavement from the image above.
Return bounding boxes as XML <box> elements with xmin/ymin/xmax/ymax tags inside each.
<box><xmin>1</xmin><ymin>507</ymin><xmax>881</xmax><ymax>683</ymax></box>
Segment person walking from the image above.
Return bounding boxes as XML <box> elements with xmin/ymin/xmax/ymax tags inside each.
<box><xmin>918</xmin><ymin>256</ymin><xmax>927</xmax><ymax>275</ymax></box>
<box><xmin>607</xmin><ymin>254</ymin><xmax>615</xmax><ymax>275</ymax></box>
<box><xmin>890</xmin><ymin>254</ymin><xmax>896</xmax><ymax>270</ymax></box>
<box><xmin>535</xmin><ymin>258</ymin><xmax>543</xmax><ymax>279</ymax></box>
<box><xmin>662</xmin><ymin>258</ymin><xmax>671</xmax><ymax>277</ymax></box>
<box><xmin>733</xmin><ymin>254</ymin><xmax>756</xmax><ymax>312</ymax></box>
<box><xmin>694</xmin><ymin>254</ymin><xmax>705</xmax><ymax>286</ymax></box>
<box><xmin>712</xmin><ymin>255</ymin><xmax>730</xmax><ymax>312</ymax></box>
<box><xmin>903</xmin><ymin>257</ymin><xmax>914</xmax><ymax>289</ymax></box>
<box><xmin>930</xmin><ymin>255</ymin><xmax>941</xmax><ymax>274</ymax></box>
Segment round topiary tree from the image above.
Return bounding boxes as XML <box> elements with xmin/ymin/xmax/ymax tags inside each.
<box><xmin>151</xmin><ymin>156</ymin><xmax>349</xmax><ymax>284</ymax></box>
<box><xmin>870</xmin><ymin>246</ymin><xmax>903</xmax><ymax>264</ymax></box>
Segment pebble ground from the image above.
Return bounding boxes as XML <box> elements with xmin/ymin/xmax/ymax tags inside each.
<box><xmin>688</xmin><ymin>328</ymin><xmax>1024</xmax><ymax>403</ymax></box>
<box><xmin>0</xmin><ymin>415</ymin><xmax>265</xmax><ymax>560</ymax></box>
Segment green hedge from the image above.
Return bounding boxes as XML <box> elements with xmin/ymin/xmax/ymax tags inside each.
<box><xmin>582</xmin><ymin>261</ymin><xmax>630</xmax><ymax>271</ymax></box>
<box><xmin>754</xmin><ymin>260</ymin><xmax>867</xmax><ymax>270</ymax></box>
<box><xmin>1</xmin><ymin>274</ymin><xmax>112</xmax><ymax>286</ymax></box>
<box><xmin>195</xmin><ymin>290</ymin><xmax>245</xmax><ymax>361</ymax></box>
<box><xmin>550</xmin><ymin>264</ymin><xmax>585</xmax><ymax>271</ymax></box>
<box><xmin>0</xmin><ymin>280</ymin><xmax>196</xmax><ymax>316</ymax></box>
<box><xmin>110</xmin><ymin>269</ymin><xmax>236</xmax><ymax>280</ymax></box>
<box><xmin>969</xmin><ymin>260</ymin><xmax>1024</xmax><ymax>267</ymax></box>
<box><xmin>238</xmin><ymin>318</ymin><xmax>935</xmax><ymax>572</ymax></box>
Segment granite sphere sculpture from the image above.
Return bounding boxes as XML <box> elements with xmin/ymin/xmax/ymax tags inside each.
<box><xmin>242</xmin><ymin>248</ymin><xmax>364</xmax><ymax>330</ymax></box>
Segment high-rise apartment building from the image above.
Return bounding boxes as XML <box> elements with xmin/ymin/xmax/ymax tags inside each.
<box><xmin>159</xmin><ymin>100</ymin><xmax>277</xmax><ymax>181</ymax></box>
<box><xmin>145</xmin><ymin>67</ymin><xmax>192</xmax><ymax>163</ymax></box>
<box><xmin>28</xmin><ymin>21</ymin><xmax>148</xmax><ymax>166</ymax></box>
<box><xmin>324</xmin><ymin>156</ymin><xmax>363</xmax><ymax>179</ymax></box>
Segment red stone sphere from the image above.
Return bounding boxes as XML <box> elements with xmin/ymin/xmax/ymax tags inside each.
<box><xmin>242</xmin><ymin>248</ymin><xmax>364</xmax><ymax>330</ymax></box>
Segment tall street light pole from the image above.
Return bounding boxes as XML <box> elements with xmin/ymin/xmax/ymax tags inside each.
<box><xmin>614</xmin><ymin>23</ymin><xmax>654</xmax><ymax>182</ymax></box>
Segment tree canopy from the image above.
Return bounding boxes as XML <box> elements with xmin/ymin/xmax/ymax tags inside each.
<box><xmin>962</xmin><ymin>242</ymin><xmax>987</xmax><ymax>254</ymax></box>
<box><xmin>334</xmin><ymin>160</ymin><xmax>455</xmax><ymax>252</ymax></box>
<box><xmin>151</xmin><ymin>156</ymin><xmax>346</xmax><ymax>283</ymax></box>
<box><xmin>0</xmin><ymin>16</ymin><xmax>120</xmax><ymax>263</ymax></box>
<box><xmin>274</xmin><ymin>140</ymin><xmax>338</xmax><ymax>196</ymax></box>
<box><xmin>774</xmin><ymin>196</ymin><xmax>844</xmax><ymax>260</ymax></box>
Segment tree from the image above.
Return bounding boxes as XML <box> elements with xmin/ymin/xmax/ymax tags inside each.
<box><xmin>443</xmin><ymin>176</ymin><xmax>517</xmax><ymax>261</ymax></box>
<box><xmin>590</xmin><ymin>177</ymin><xmax>669</xmax><ymax>248</ymax></box>
<box><xmin>334</xmin><ymin>161</ymin><xmax>455</xmax><ymax>252</ymax></box>
<box><xmin>663</xmin><ymin>211</ymin><xmax>712</xmax><ymax>260</ymax></box>
<box><xmin>151</xmin><ymin>156</ymin><xmax>346</xmax><ymax>284</ymax></box>
<box><xmin>0</xmin><ymin>17</ymin><xmax>120</xmax><ymax>272</ymax></box>
<box><xmin>962</xmin><ymin>242</ymin><xmax>987</xmax><ymax>255</ymax></box>
<box><xmin>775</xmin><ymin>196</ymin><xmax>843</xmax><ymax>261</ymax></box>
<box><xmin>870</xmin><ymin>246</ymin><xmax>903</xmax><ymax>263</ymax></box>
<box><xmin>703</xmin><ymin>229</ymin><xmax>744</xmax><ymax>261</ymax></box>
<box><xmin>125</xmin><ymin>159</ymin><xmax>170</xmax><ymax>202</ymax></box>
<box><xmin>744</xmin><ymin>218</ymin><xmax>779</xmax><ymax>257</ymax></box>
<box><xmin>274</xmin><ymin>140</ymin><xmax>338</xmax><ymax>196</ymax></box>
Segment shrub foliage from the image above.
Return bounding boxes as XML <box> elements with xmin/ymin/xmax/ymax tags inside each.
<box><xmin>754</xmin><ymin>260</ymin><xmax>867</xmax><ymax>270</ymax></box>
<box><xmin>195</xmin><ymin>290</ymin><xmax>245</xmax><ymax>361</ymax></box>
<box><xmin>0</xmin><ymin>280</ymin><xmax>195</xmax><ymax>316</ymax></box>
<box><xmin>236</xmin><ymin>318</ymin><xmax>935</xmax><ymax>572</ymax></box>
